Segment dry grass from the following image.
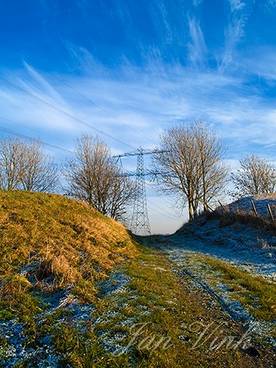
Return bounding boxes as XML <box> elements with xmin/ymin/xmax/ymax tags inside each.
<box><xmin>0</xmin><ymin>190</ymin><xmax>137</xmax><ymax>318</ymax></box>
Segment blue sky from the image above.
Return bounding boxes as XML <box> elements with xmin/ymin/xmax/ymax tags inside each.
<box><xmin>1</xmin><ymin>0</ymin><xmax>276</xmax><ymax>233</ymax></box>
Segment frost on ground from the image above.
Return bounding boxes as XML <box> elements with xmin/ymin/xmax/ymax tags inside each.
<box><xmin>227</xmin><ymin>195</ymin><xmax>276</xmax><ymax>219</ymax></box>
<box><xmin>98</xmin><ymin>272</ymin><xmax>130</xmax><ymax>297</ymax></box>
<box><xmin>170</xmin><ymin>250</ymin><xmax>275</xmax><ymax>345</ymax></box>
<box><xmin>0</xmin><ymin>245</ymin><xmax>275</xmax><ymax>367</ymax></box>
<box><xmin>95</xmin><ymin>271</ymin><xmax>147</xmax><ymax>356</ymax></box>
<box><xmin>173</xmin><ymin>216</ymin><xmax>276</xmax><ymax>279</ymax></box>
<box><xmin>0</xmin><ymin>271</ymin><xmax>144</xmax><ymax>367</ymax></box>
<box><xmin>0</xmin><ymin>289</ymin><xmax>95</xmax><ymax>367</ymax></box>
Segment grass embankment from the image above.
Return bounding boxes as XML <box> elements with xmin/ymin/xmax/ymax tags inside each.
<box><xmin>0</xmin><ymin>191</ymin><xmax>137</xmax><ymax>324</ymax></box>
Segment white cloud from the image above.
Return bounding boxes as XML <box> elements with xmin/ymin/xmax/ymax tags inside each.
<box><xmin>1</xmin><ymin>53</ymin><xmax>276</xmax><ymax>162</ymax></box>
<box><xmin>220</xmin><ymin>0</ymin><xmax>252</xmax><ymax>71</ymax></box>
<box><xmin>156</xmin><ymin>1</ymin><xmax>173</xmax><ymax>43</ymax></box>
<box><xmin>229</xmin><ymin>0</ymin><xmax>245</xmax><ymax>12</ymax></box>
<box><xmin>220</xmin><ymin>18</ymin><xmax>244</xmax><ymax>70</ymax></box>
<box><xmin>23</xmin><ymin>62</ymin><xmax>68</xmax><ymax>108</ymax></box>
<box><xmin>0</xmin><ymin>67</ymin><xmax>78</xmax><ymax>133</ymax></box>
<box><xmin>1</xmin><ymin>51</ymin><xmax>276</xmax><ymax>233</ymax></box>
<box><xmin>223</xmin><ymin>158</ymin><xmax>240</xmax><ymax>171</ymax></box>
<box><xmin>187</xmin><ymin>17</ymin><xmax>207</xmax><ymax>68</ymax></box>
<box><xmin>239</xmin><ymin>47</ymin><xmax>276</xmax><ymax>80</ymax></box>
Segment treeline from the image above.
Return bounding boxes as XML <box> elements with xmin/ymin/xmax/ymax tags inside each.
<box><xmin>0</xmin><ymin>140</ymin><xmax>57</xmax><ymax>192</ymax></box>
<box><xmin>0</xmin><ymin>136</ymin><xmax>136</xmax><ymax>220</ymax></box>
<box><xmin>1</xmin><ymin>122</ymin><xmax>275</xmax><ymax>221</ymax></box>
<box><xmin>153</xmin><ymin>123</ymin><xmax>276</xmax><ymax>219</ymax></box>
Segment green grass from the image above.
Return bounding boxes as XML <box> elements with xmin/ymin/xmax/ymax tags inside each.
<box><xmin>2</xmin><ymin>242</ymin><xmax>273</xmax><ymax>367</ymax></box>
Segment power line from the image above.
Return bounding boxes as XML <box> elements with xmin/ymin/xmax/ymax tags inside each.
<box><xmin>0</xmin><ymin>77</ymin><xmax>179</xmax><ymax>226</ymax></box>
<box><xmin>0</xmin><ymin>121</ymin><xmax>73</xmax><ymax>154</ymax></box>
<box><xmin>113</xmin><ymin>148</ymin><xmax>170</xmax><ymax>159</ymax></box>
<box><xmin>147</xmin><ymin>200</ymin><xmax>180</xmax><ymax>221</ymax></box>
<box><xmin>56</xmin><ymin>78</ymin><xmax>98</xmax><ymax>108</ymax></box>
<box><xmin>145</xmin><ymin>180</ymin><xmax>181</xmax><ymax>217</ymax></box>
<box><xmin>148</xmin><ymin>206</ymin><xmax>179</xmax><ymax>221</ymax></box>
<box><xmin>147</xmin><ymin>196</ymin><xmax>180</xmax><ymax>220</ymax></box>
<box><xmin>55</xmin><ymin>79</ymin><xmax>166</xmax><ymax>156</ymax></box>
<box><xmin>0</xmin><ymin>76</ymin><xmax>136</xmax><ymax>150</ymax></box>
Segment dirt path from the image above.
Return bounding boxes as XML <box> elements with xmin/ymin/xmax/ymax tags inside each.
<box><xmin>155</xmin><ymin>232</ymin><xmax>276</xmax><ymax>351</ymax></box>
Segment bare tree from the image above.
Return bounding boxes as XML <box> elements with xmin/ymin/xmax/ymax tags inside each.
<box><xmin>231</xmin><ymin>155</ymin><xmax>276</xmax><ymax>197</ymax></box>
<box><xmin>0</xmin><ymin>138</ymin><xmax>58</xmax><ymax>192</ymax></box>
<box><xmin>193</xmin><ymin>123</ymin><xmax>227</xmax><ymax>211</ymax></box>
<box><xmin>0</xmin><ymin>139</ymin><xmax>25</xmax><ymax>190</ymax></box>
<box><xmin>108</xmin><ymin>174</ymin><xmax>137</xmax><ymax>220</ymax></box>
<box><xmin>19</xmin><ymin>141</ymin><xmax>58</xmax><ymax>192</ymax></box>
<box><xmin>153</xmin><ymin>122</ymin><xmax>227</xmax><ymax>220</ymax></box>
<box><xmin>65</xmin><ymin>135</ymin><xmax>136</xmax><ymax>219</ymax></box>
<box><xmin>153</xmin><ymin>125</ymin><xmax>200</xmax><ymax>219</ymax></box>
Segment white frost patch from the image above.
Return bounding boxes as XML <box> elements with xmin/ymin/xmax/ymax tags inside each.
<box><xmin>173</xmin><ymin>217</ymin><xmax>276</xmax><ymax>279</ymax></box>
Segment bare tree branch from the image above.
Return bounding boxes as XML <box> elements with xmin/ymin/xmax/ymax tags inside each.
<box><xmin>20</xmin><ymin>141</ymin><xmax>58</xmax><ymax>192</ymax></box>
<box><xmin>231</xmin><ymin>155</ymin><xmax>276</xmax><ymax>198</ymax></box>
<box><xmin>153</xmin><ymin>122</ymin><xmax>227</xmax><ymax>220</ymax></box>
<box><xmin>0</xmin><ymin>139</ymin><xmax>57</xmax><ymax>192</ymax></box>
<box><xmin>65</xmin><ymin>135</ymin><xmax>136</xmax><ymax>219</ymax></box>
<box><xmin>0</xmin><ymin>139</ymin><xmax>25</xmax><ymax>190</ymax></box>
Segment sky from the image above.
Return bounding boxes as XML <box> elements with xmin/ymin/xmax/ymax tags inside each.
<box><xmin>1</xmin><ymin>0</ymin><xmax>276</xmax><ymax>234</ymax></box>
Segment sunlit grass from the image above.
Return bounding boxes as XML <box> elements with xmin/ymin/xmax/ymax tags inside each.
<box><xmin>0</xmin><ymin>190</ymin><xmax>137</xmax><ymax>321</ymax></box>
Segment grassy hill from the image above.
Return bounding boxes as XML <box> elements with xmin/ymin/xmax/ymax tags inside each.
<box><xmin>0</xmin><ymin>192</ymin><xmax>275</xmax><ymax>367</ymax></box>
<box><xmin>0</xmin><ymin>191</ymin><xmax>137</xmax><ymax>323</ymax></box>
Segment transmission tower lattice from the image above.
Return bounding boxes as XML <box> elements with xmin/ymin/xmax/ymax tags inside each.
<box><xmin>113</xmin><ymin>148</ymin><xmax>169</xmax><ymax>236</ymax></box>
<box><xmin>130</xmin><ymin>148</ymin><xmax>151</xmax><ymax>236</ymax></box>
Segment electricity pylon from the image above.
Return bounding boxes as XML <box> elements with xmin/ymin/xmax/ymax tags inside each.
<box><xmin>130</xmin><ymin>148</ymin><xmax>151</xmax><ymax>235</ymax></box>
<box><xmin>113</xmin><ymin>148</ymin><xmax>168</xmax><ymax>236</ymax></box>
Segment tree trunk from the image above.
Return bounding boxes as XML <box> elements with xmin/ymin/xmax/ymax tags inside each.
<box><xmin>188</xmin><ymin>200</ymin><xmax>194</xmax><ymax>221</ymax></box>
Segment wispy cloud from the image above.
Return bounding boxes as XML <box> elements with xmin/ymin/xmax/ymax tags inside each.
<box><xmin>1</xmin><ymin>51</ymin><xmax>276</xmax><ymax>163</ymax></box>
<box><xmin>187</xmin><ymin>17</ymin><xmax>207</xmax><ymax>68</ymax></box>
<box><xmin>1</xmin><ymin>51</ymin><xmax>276</xmax><ymax>232</ymax></box>
<box><xmin>220</xmin><ymin>0</ymin><xmax>250</xmax><ymax>71</ymax></box>
<box><xmin>156</xmin><ymin>1</ymin><xmax>173</xmax><ymax>43</ymax></box>
<box><xmin>193</xmin><ymin>0</ymin><xmax>203</xmax><ymax>7</ymax></box>
<box><xmin>240</xmin><ymin>46</ymin><xmax>276</xmax><ymax>80</ymax></box>
<box><xmin>22</xmin><ymin>62</ymin><xmax>69</xmax><ymax>108</ymax></box>
<box><xmin>228</xmin><ymin>0</ymin><xmax>245</xmax><ymax>12</ymax></box>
